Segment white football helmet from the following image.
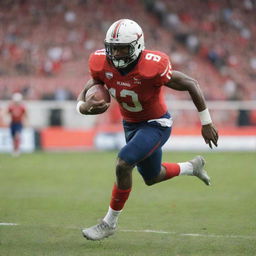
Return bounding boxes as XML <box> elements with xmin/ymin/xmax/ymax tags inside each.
<box><xmin>104</xmin><ymin>19</ymin><xmax>145</xmax><ymax>68</ymax></box>
<box><xmin>12</xmin><ymin>92</ymin><xmax>23</xmax><ymax>102</ymax></box>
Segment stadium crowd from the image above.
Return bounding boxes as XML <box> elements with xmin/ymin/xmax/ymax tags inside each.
<box><xmin>0</xmin><ymin>0</ymin><xmax>255</xmax><ymax>126</ymax></box>
<box><xmin>148</xmin><ymin>0</ymin><xmax>256</xmax><ymax>102</ymax></box>
<box><xmin>1</xmin><ymin>0</ymin><xmax>255</xmax><ymax>99</ymax></box>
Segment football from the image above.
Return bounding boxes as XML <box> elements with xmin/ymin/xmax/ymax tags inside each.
<box><xmin>85</xmin><ymin>84</ymin><xmax>111</xmax><ymax>103</ymax></box>
<box><xmin>85</xmin><ymin>84</ymin><xmax>111</xmax><ymax>114</ymax></box>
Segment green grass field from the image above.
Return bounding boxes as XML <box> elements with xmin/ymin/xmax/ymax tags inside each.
<box><xmin>0</xmin><ymin>151</ymin><xmax>255</xmax><ymax>256</ymax></box>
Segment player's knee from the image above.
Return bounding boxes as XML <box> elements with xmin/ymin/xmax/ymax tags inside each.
<box><xmin>116</xmin><ymin>158</ymin><xmax>133</xmax><ymax>178</ymax></box>
<box><xmin>143</xmin><ymin>178</ymin><xmax>157</xmax><ymax>186</ymax></box>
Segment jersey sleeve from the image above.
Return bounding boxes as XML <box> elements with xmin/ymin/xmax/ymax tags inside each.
<box><xmin>155</xmin><ymin>52</ymin><xmax>172</xmax><ymax>86</ymax></box>
<box><xmin>22</xmin><ymin>105</ymin><xmax>26</xmax><ymax>114</ymax></box>
<box><xmin>88</xmin><ymin>49</ymin><xmax>106</xmax><ymax>81</ymax></box>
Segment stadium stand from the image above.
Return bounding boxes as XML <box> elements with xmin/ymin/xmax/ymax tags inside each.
<box><xmin>0</xmin><ymin>0</ymin><xmax>255</xmax><ymax>127</ymax></box>
<box><xmin>1</xmin><ymin>0</ymin><xmax>255</xmax><ymax>99</ymax></box>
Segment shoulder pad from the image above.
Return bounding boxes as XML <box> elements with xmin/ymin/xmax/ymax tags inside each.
<box><xmin>89</xmin><ymin>49</ymin><xmax>107</xmax><ymax>73</ymax></box>
<box><xmin>138</xmin><ymin>50</ymin><xmax>171</xmax><ymax>79</ymax></box>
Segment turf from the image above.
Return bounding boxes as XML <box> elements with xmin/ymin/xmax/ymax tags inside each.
<box><xmin>0</xmin><ymin>151</ymin><xmax>255</xmax><ymax>256</ymax></box>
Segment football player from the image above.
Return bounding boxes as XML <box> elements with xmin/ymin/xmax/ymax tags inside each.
<box><xmin>7</xmin><ymin>93</ymin><xmax>27</xmax><ymax>156</ymax></box>
<box><xmin>77</xmin><ymin>19</ymin><xmax>219</xmax><ymax>240</ymax></box>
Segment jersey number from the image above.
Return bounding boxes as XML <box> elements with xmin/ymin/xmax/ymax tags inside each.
<box><xmin>109</xmin><ymin>88</ymin><xmax>143</xmax><ymax>112</ymax></box>
<box><xmin>145</xmin><ymin>53</ymin><xmax>161</xmax><ymax>62</ymax></box>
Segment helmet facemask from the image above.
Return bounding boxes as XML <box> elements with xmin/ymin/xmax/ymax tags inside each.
<box><xmin>105</xmin><ymin>40</ymin><xmax>140</xmax><ymax>69</ymax></box>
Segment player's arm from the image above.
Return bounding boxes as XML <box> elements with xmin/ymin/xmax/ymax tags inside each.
<box><xmin>77</xmin><ymin>78</ymin><xmax>108</xmax><ymax>115</ymax></box>
<box><xmin>5</xmin><ymin>106</ymin><xmax>13</xmax><ymax>125</ymax></box>
<box><xmin>22</xmin><ymin>109</ymin><xmax>28</xmax><ymax>127</ymax></box>
<box><xmin>165</xmin><ymin>70</ymin><xmax>218</xmax><ymax>148</ymax></box>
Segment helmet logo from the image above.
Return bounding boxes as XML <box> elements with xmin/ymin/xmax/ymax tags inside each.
<box><xmin>105</xmin><ymin>72</ymin><xmax>113</xmax><ymax>79</ymax></box>
<box><xmin>136</xmin><ymin>33</ymin><xmax>142</xmax><ymax>40</ymax></box>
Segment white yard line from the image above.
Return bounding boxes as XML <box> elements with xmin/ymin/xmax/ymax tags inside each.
<box><xmin>1</xmin><ymin>223</ymin><xmax>255</xmax><ymax>240</ymax></box>
<box><xmin>0</xmin><ymin>223</ymin><xmax>18</xmax><ymax>226</ymax></box>
<box><xmin>120</xmin><ymin>229</ymin><xmax>256</xmax><ymax>240</ymax></box>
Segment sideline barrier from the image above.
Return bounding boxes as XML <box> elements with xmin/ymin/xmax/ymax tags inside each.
<box><xmin>40</xmin><ymin>126</ymin><xmax>256</xmax><ymax>151</ymax></box>
<box><xmin>1</xmin><ymin>126</ymin><xmax>254</xmax><ymax>152</ymax></box>
<box><xmin>0</xmin><ymin>128</ymin><xmax>35</xmax><ymax>153</ymax></box>
<box><xmin>40</xmin><ymin>127</ymin><xmax>96</xmax><ymax>150</ymax></box>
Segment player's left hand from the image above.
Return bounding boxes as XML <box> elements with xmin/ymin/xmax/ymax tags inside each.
<box><xmin>201</xmin><ymin>123</ymin><xmax>218</xmax><ymax>149</ymax></box>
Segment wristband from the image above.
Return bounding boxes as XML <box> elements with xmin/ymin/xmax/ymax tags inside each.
<box><xmin>199</xmin><ymin>108</ymin><xmax>212</xmax><ymax>125</ymax></box>
<box><xmin>76</xmin><ymin>101</ymin><xmax>85</xmax><ymax>115</ymax></box>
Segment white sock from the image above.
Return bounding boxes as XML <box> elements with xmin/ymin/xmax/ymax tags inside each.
<box><xmin>103</xmin><ymin>207</ymin><xmax>122</xmax><ymax>227</ymax></box>
<box><xmin>178</xmin><ymin>162</ymin><xmax>193</xmax><ymax>176</ymax></box>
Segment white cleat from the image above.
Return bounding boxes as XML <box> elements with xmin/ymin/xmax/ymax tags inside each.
<box><xmin>12</xmin><ymin>151</ymin><xmax>20</xmax><ymax>157</ymax></box>
<box><xmin>82</xmin><ymin>221</ymin><xmax>116</xmax><ymax>241</ymax></box>
<box><xmin>189</xmin><ymin>156</ymin><xmax>211</xmax><ymax>186</ymax></box>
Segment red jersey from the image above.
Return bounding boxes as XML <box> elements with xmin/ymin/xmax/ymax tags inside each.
<box><xmin>89</xmin><ymin>49</ymin><xmax>172</xmax><ymax>122</ymax></box>
<box><xmin>8</xmin><ymin>103</ymin><xmax>26</xmax><ymax>123</ymax></box>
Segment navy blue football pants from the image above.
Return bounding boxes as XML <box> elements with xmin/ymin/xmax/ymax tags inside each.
<box><xmin>118</xmin><ymin>113</ymin><xmax>172</xmax><ymax>180</ymax></box>
<box><xmin>10</xmin><ymin>122</ymin><xmax>23</xmax><ymax>137</ymax></box>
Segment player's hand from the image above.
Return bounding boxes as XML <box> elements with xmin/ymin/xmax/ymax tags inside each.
<box><xmin>201</xmin><ymin>123</ymin><xmax>218</xmax><ymax>149</ymax></box>
<box><xmin>84</xmin><ymin>94</ymin><xmax>110</xmax><ymax>115</ymax></box>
